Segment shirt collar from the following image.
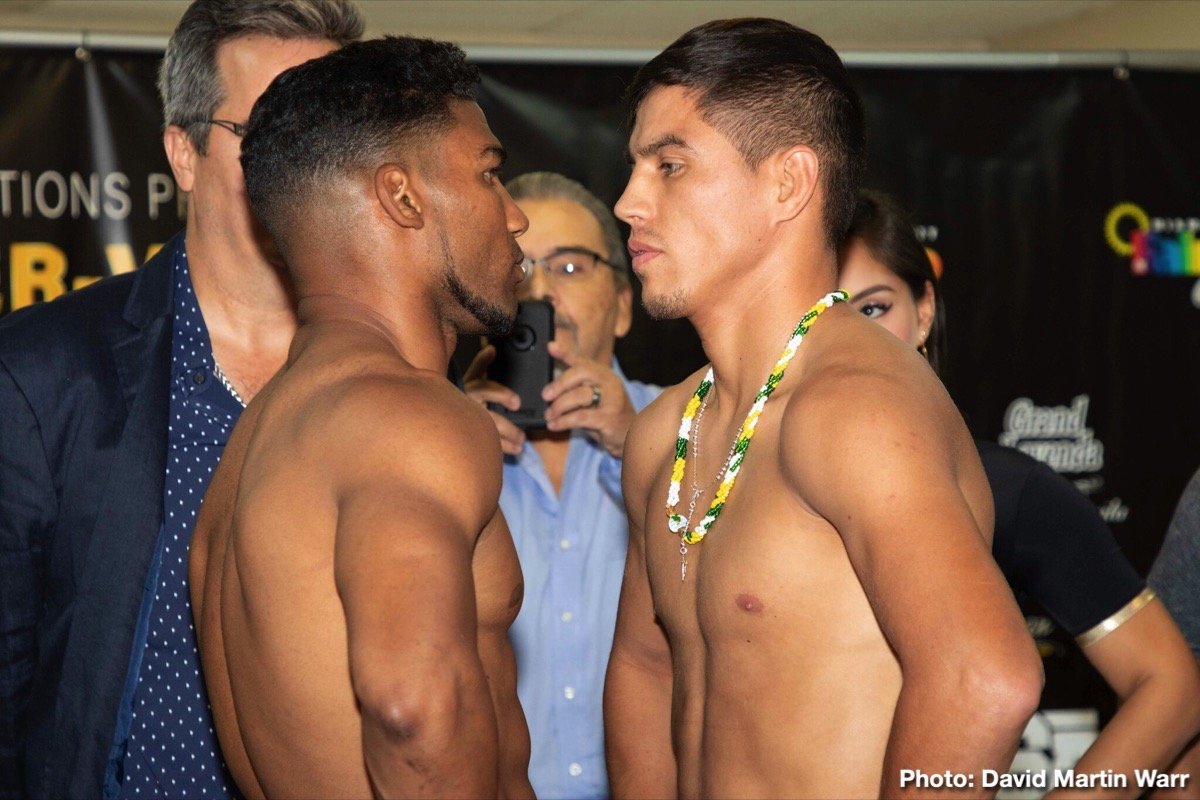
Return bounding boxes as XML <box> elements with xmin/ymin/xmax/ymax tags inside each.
<box><xmin>170</xmin><ymin>238</ymin><xmax>226</xmax><ymax>404</ymax></box>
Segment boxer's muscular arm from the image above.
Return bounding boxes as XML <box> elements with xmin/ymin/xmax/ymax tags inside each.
<box><xmin>786</xmin><ymin>373</ymin><xmax>1043</xmax><ymax>798</ymax></box>
<box><xmin>605</xmin><ymin>408</ymin><xmax>677</xmax><ymax>800</ymax></box>
<box><xmin>334</xmin><ymin>384</ymin><xmax>503</xmax><ymax>799</ymax></box>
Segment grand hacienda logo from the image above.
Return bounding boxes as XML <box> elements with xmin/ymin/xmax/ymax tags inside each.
<box><xmin>1104</xmin><ymin>202</ymin><xmax>1200</xmax><ymax>276</ymax></box>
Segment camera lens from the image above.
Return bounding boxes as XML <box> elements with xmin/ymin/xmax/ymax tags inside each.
<box><xmin>510</xmin><ymin>324</ymin><xmax>536</xmax><ymax>352</ymax></box>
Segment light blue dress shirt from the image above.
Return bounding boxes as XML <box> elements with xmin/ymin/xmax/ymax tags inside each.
<box><xmin>502</xmin><ymin>364</ymin><xmax>660</xmax><ymax>800</ymax></box>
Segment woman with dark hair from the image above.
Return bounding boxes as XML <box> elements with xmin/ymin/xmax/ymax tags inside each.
<box><xmin>838</xmin><ymin>189</ymin><xmax>1200</xmax><ymax>787</ymax></box>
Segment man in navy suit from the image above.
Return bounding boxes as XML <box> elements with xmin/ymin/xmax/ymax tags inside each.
<box><xmin>0</xmin><ymin>2</ymin><xmax>361</xmax><ymax>797</ymax></box>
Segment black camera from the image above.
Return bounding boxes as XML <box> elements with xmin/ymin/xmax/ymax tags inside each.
<box><xmin>486</xmin><ymin>300</ymin><xmax>555</xmax><ymax>430</ymax></box>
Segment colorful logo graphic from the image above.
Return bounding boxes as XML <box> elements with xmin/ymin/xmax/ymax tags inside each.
<box><xmin>1104</xmin><ymin>202</ymin><xmax>1200</xmax><ymax>276</ymax></box>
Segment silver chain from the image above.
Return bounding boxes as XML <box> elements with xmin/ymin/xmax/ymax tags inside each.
<box><xmin>212</xmin><ymin>361</ymin><xmax>247</xmax><ymax>408</ymax></box>
<box><xmin>684</xmin><ymin>386</ymin><xmax>740</xmax><ymax>525</ymax></box>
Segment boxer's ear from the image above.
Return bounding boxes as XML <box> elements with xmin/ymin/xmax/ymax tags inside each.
<box><xmin>375</xmin><ymin>164</ymin><xmax>424</xmax><ymax>230</ymax></box>
<box><xmin>772</xmin><ymin>145</ymin><xmax>819</xmax><ymax>224</ymax></box>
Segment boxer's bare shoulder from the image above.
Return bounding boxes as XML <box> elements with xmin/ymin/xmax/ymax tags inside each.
<box><xmin>780</xmin><ymin>310</ymin><xmax>991</xmax><ymax>534</ymax></box>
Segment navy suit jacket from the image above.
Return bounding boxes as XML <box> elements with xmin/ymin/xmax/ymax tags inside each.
<box><xmin>0</xmin><ymin>234</ymin><xmax>178</xmax><ymax>799</ymax></box>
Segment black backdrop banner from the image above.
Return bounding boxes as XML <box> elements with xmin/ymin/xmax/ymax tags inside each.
<box><xmin>3</xmin><ymin>45</ymin><xmax>1198</xmax><ymax>755</ymax></box>
<box><xmin>0</xmin><ymin>47</ymin><xmax>181</xmax><ymax>306</ymax></box>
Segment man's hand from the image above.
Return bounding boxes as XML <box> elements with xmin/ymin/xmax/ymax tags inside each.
<box><xmin>544</xmin><ymin>340</ymin><xmax>635</xmax><ymax>458</ymax></box>
<box><xmin>463</xmin><ymin>344</ymin><xmax>526</xmax><ymax>456</ymax></box>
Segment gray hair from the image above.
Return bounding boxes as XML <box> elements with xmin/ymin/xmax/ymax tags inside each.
<box><xmin>506</xmin><ymin>172</ymin><xmax>630</xmax><ymax>285</ymax></box>
<box><xmin>159</xmin><ymin>0</ymin><xmax>363</xmax><ymax>155</ymax></box>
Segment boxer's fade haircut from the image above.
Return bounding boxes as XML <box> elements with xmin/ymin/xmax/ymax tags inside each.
<box><xmin>241</xmin><ymin>36</ymin><xmax>480</xmax><ymax>245</ymax></box>
<box><xmin>627</xmin><ymin>17</ymin><xmax>866</xmax><ymax>248</ymax></box>
<box><xmin>160</xmin><ymin>0</ymin><xmax>364</xmax><ymax>155</ymax></box>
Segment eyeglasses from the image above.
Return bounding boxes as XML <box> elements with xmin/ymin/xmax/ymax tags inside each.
<box><xmin>186</xmin><ymin>118</ymin><xmax>247</xmax><ymax>137</ymax></box>
<box><xmin>521</xmin><ymin>247</ymin><xmax>616</xmax><ymax>282</ymax></box>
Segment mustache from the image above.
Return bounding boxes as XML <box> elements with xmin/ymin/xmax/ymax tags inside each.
<box><xmin>629</xmin><ymin>229</ymin><xmax>662</xmax><ymax>248</ymax></box>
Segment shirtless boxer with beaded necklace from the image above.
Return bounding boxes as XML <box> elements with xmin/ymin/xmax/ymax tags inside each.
<box><xmin>604</xmin><ymin>19</ymin><xmax>1044</xmax><ymax>798</ymax></box>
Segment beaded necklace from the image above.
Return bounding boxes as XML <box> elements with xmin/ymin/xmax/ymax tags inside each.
<box><xmin>666</xmin><ymin>290</ymin><xmax>847</xmax><ymax>580</ymax></box>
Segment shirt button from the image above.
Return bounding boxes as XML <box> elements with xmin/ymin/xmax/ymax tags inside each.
<box><xmin>563</xmin><ymin>686</ymin><xmax>576</xmax><ymax>700</ymax></box>
<box><xmin>560</xmin><ymin>611</ymin><xmax>573</xmax><ymax>623</ymax></box>
<box><xmin>568</xmin><ymin>763</ymin><xmax>583</xmax><ymax>777</ymax></box>
<box><xmin>192</xmin><ymin>370</ymin><xmax>206</xmax><ymax>385</ymax></box>
<box><xmin>559</xmin><ymin>538</ymin><xmax>571</xmax><ymax>550</ymax></box>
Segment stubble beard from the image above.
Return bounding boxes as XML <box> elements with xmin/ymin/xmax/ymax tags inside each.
<box><xmin>640</xmin><ymin>286</ymin><xmax>689</xmax><ymax>321</ymax></box>
<box><xmin>439</xmin><ymin>227</ymin><xmax>516</xmax><ymax>337</ymax></box>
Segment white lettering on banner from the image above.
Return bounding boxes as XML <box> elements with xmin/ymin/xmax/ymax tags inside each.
<box><xmin>0</xmin><ymin>169</ymin><xmax>163</xmax><ymax>221</ymax></box>
<box><xmin>1011</xmin><ymin>434</ymin><xmax>1104</xmax><ymax>473</ymax></box>
<box><xmin>147</xmin><ymin>173</ymin><xmax>174</xmax><ymax>220</ymax></box>
<box><xmin>1098</xmin><ymin>497</ymin><xmax>1130</xmax><ymax>523</ymax></box>
<box><xmin>1000</xmin><ymin>395</ymin><xmax>1104</xmax><ymax>473</ymax></box>
<box><xmin>998</xmin><ymin>394</ymin><xmax>1129</xmax><ymax>522</ymax></box>
<box><xmin>0</xmin><ymin>166</ymin><xmax>178</xmax><ymax>313</ymax></box>
<box><xmin>1150</xmin><ymin>216</ymin><xmax>1200</xmax><ymax>234</ymax></box>
<box><xmin>1002</xmin><ymin>395</ymin><xmax>1091</xmax><ymax>441</ymax></box>
<box><xmin>106</xmin><ymin>173</ymin><xmax>131</xmax><ymax>219</ymax></box>
<box><xmin>68</xmin><ymin>172</ymin><xmax>98</xmax><ymax>218</ymax></box>
<box><xmin>0</xmin><ymin>170</ymin><xmax>15</xmax><ymax>214</ymax></box>
<box><xmin>34</xmin><ymin>171</ymin><xmax>68</xmax><ymax>218</ymax></box>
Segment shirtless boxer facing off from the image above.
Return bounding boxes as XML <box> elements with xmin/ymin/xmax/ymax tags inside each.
<box><xmin>189</xmin><ymin>38</ymin><xmax>533</xmax><ymax>799</ymax></box>
<box><xmin>604</xmin><ymin>19</ymin><xmax>1044</xmax><ymax>799</ymax></box>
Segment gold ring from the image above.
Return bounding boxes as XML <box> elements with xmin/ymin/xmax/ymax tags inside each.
<box><xmin>590</xmin><ymin>385</ymin><xmax>602</xmax><ymax>408</ymax></box>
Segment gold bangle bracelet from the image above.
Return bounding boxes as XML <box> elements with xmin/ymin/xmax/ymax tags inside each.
<box><xmin>1076</xmin><ymin>587</ymin><xmax>1157</xmax><ymax>647</ymax></box>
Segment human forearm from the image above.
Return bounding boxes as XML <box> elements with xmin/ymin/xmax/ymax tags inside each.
<box><xmin>881</xmin><ymin>663</ymin><xmax>1042</xmax><ymax>798</ymax></box>
<box><xmin>1154</xmin><ymin>737</ymin><xmax>1200</xmax><ymax>800</ymax></box>
<box><xmin>1060</xmin><ymin>670</ymin><xmax>1200</xmax><ymax>798</ymax></box>
<box><xmin>1058</xmin><ymin>687</ymin><xmax>1200</xmax><ymax>799</ymax></box>
<box><xmin>1066</xmin><ymin>603</ymin><xmax>1200</xmax><ymax>798</ymax></box>
<box><xmin>604</xmin><ymin>656</ymin><xmax>676</xmax><ymax>799</ymax></box>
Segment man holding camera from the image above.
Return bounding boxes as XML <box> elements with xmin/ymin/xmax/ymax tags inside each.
<box><xmin>465</xmin><ymin>172</ymin><xmax>660</xmax><ymax>800</ymax></box>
